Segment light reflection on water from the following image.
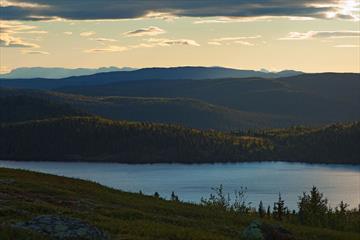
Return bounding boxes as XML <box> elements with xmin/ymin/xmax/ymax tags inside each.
<box><xmin>0</xmin><ymin>161</ymin><xmax>359</xmax><ymax>210</ymax></box>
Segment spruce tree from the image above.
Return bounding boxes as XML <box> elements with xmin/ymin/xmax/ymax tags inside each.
<box><xmin>273</xmin><ymin>193</ymin><xmax>286</xmax><ymax>221</ymax></box>
<box><xmin>258</xmin><ymin>201</ymin><xmax>265</xmax><ymax>218</ymax></box>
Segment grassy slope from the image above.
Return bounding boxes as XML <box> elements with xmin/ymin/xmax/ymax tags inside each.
<box><xmin>0</xmin><ymin>168</ymin><xmax>359</xmax><ymax>240</ymax></box>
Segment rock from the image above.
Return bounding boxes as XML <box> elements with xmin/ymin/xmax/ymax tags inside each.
<box><xmin>261</xmin><ymin>224</ymin><xmax>294</xmax><ymax>240</ymax></box>
<box><xmin>13</xmin><ymin>215</ymin><xmax>108</xmax><ymax>240</ymax></box>
<box><xmin>242</xmin><ymin>220</ymin><xmax>264</xmax><ymax>240</ymax></box>
<box><xmin>242</xmin><ymin>220</ymin><xmax>295</xmax><ymax>240</ymax></box>
<box><xmin>0</xmin><ymin>178</ymin><xmax>16</xmax><ymax>184</ymax></box>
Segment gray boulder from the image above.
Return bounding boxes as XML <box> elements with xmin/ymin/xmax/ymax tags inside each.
<box><xmin>13</xmin><ymin>215</ymin><xmax>108</xmax><ymax>240</ymax></box>
<box><xmin>242</xmin><ymin>220</ymin><xmax>295</xmax><ymax>240</ymax></box>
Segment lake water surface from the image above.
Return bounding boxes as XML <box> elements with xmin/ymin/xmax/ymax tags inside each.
<box><xmin>0</xmin><ymin>161</ymin><xmax>359</xmax><ymax>210</ymax></box>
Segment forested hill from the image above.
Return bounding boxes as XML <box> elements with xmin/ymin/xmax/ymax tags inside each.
<box><xmin>0</xmin><ymin>88</ymin><xmax>296</xmax><ymax>130</ymax></box>
<box><xmin>0</xmin><ymin>95</ymin><xmax>89</xmax><ymax>123</ymax></box>
<box><xmin>1</xmin><ymin>116</ymin><xmax>359</xmax><ymax>164</ymax></box>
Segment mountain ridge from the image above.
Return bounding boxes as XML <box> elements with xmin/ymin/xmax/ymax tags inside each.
<box><xmin>0</xmin><ymin>66</ymin><xmax>303</xmax><ymax>89</ymax></box>
<box><xmin>0</xmin><ymin>66</ymin><xmax>136</xmax><ymax>79</ymax></box>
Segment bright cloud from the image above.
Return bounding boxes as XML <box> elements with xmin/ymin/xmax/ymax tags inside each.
<box><xmin>209</xmin><ymin>35</ymin><xmax>261</xmax><ymax>46</ymax></box>
<box><xmin>280</xmin><ymin>30</ymin><xmax>360</xmax><ymax>40</ymax></box>
<box><xmin>22</xmin><ymin>50</ymin><xmax>49</xmax><ymax>54</ymax></box>
<box><xmin>0</xmin><ymin>33</ymin><xmax>39</xmax><ymax>48</ymax></box>
<box><xmin>80</xmin><ymin>31</ymin><xmax>96</xmax><ymax>37</ymax></box>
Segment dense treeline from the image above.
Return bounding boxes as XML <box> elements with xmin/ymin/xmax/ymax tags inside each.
<box><xmin>0</xmin><ymin>95</ymin><xmax>88</xmax><ymax>123</ymax></box>
<box><xmin>233</xmin><ymin>123</ymin><xmax>360</xmax><ymax>163</ymax></box>
<box><xmin>0</xmin><ymin>116</ymin><xmax>272</xmax><ymax>163</ymax></box>
<box><xmin>0</xmin><ymin>116</ymin><xmax>359</xmax><ymax>164</ymax></box>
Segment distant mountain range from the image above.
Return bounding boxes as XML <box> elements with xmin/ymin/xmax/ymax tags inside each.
<box><xmin>0</xmin><ymin>67</ymin><xmax>303</xmax><ymax>88</ymax></box>
<box><xmin>0</xmin><ymin>66</ymin><xmax>137</xmax><ymax>79</ymax></box>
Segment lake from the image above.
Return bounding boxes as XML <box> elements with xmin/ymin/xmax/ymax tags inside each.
<box><xmin>0</xmin><ymin>161</ymin><xmax>359</xmax><ymax>210</ymax></box>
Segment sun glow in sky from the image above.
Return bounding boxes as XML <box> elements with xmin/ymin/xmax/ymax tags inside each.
<box><xmin>0</xmin><ymin>0</ymin><xmax>359</xmax><ymax>73</ymax></box>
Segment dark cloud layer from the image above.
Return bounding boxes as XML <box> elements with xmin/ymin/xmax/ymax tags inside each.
<box><xmin>0</xmin><ymin>0</ymin><xmax>353</xmax><ymax>21</ymax></box>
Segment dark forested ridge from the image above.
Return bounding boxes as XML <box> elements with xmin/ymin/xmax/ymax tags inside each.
<box><xmin>1</xmin><ymin>72</ymin><xmax>359</xmax><ymax>126</ymax></box>
<box><xmin>1</xmin><ymin>116</ymin><xmax>359</xmax><ymax>164</ymax></box>
<box><xmin>57</xmin><ymin>73</ymin><xmax>360</xmax><ymax>124</ymax></box>
<box><xmin>0</xmin><ymin>95</ymin><xmax>89</xmax><ymax>123</ymax></box>
<box><xmin>0</xmin><ymin>88</ymin><xmax>296</xmax><ymax>130</ymax></box>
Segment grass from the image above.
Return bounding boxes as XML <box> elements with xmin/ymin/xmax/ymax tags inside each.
<box><xmin>0</xmin><ymin>167</ymin><xmax>359</xmax><ymax>240</ymax></box>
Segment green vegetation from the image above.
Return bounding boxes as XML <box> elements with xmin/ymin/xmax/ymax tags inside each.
<box><xmin>234</xmin><ymin>122</ymin><xmax>360</xmax><ymax>163</ymax></box>
<box><xmin>0</xmin><ymin>116</ymin><xmax>359</xmax><ymax>164</ymax></box>
<box><xmin>1</xmin><ymin>168</ymin><xmax>359</xmax><ymax>240</ymax></box>
<box><xmin>200</xmin><ymin>185</ymin><xmax>360</xmax><ymax>234</ymax></box>
<box><xmin>0</xmin><ymin>116</ymin><xmax>272</xmax><ymax>163</ymax></box>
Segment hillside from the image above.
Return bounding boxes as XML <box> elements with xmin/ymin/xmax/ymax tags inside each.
<box><xmin>0</xmin><ymin>116</ymin><xmax>359</xmax><ymax>164</ymax></box>
<box><xmin>0</xmin><ymin>88</ymin><xmax>296</xmax><ymax>130</ymax></box>
<box><xmin>1</xmin><ymin>168</ymin><xmax>359</xmax><ymax>240</ymax></box>
<box><xmin>234</xmin><ymin>122</ymin><xmax>360</xmax><ymax>163</ymax></box>
<box><xmin>0</xmin><ymin>116</ymin><xmax>272</xmax><ymax>163</ymax></box>
<box><xmin>0</xmin><ymin>95</ymin><xmax>89</xmax><ymax>123</ymax></box>
<box><xmin>2</xmin><ymin>71</ymin><xmax>359</xmax><ymax>126</ymax></box>
<box><xmin>57</xmin><ymin>73</ymin><xmax>360</xmax><ymax>123</ymax></box>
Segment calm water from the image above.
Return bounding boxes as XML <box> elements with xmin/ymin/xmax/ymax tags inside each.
<box><xmin>0</xmin><ymin>161</ymin><xmax>359</xmax><ymax>210</ymax></box>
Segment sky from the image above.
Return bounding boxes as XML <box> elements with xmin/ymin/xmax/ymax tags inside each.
<box><xmin>0</xmin><ymin>0</ymin><xmax>359</xmax><ymax>73</ymax></box>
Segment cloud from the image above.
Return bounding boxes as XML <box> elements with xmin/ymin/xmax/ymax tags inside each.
<box><xmin>90</xmin><ymin>37</ymin><xmax>117</xmax><ymax>42</ymax></box>
<box><xmin>0</xmin><ymin>20</ymin><xmax>45</xmax><ymax>48</ymax></box>
<box><xmin>84</xmin><ymin>37</ymin><xmax>200</xmax><ymax>53</ymax></box>
<box><xmin>194</xmin><ymin>16</ymin><xmax>316</xmax><ymax>24</ymax></box>
<box><xmin>147</xmin><ymin>38</ymin><xmax>200</xmax><ymax>46</ymax></box>
<box><xmin>16</xmin><ymin>30</ymin><xmax>47</xmax><ymax>34</ymax></box>
<box><xmin>0</xmin><ymin>0</ymin><xmax>47</xmax><ymax>8</ymax></box>
<box><xmin>80</xmin><ymin>31</ymin><xmax>96</xmax><ymax>37</ymax></box>
<box><xmin>333</xmin><ymin>44</ymin><xmax>359</xmax><ymax>47</ymax></box>
<box><xmin>208</xmin><ymin>41</ymin><xmax>222</xmax><ymax>45</ymax></box>
<box><xmin>22</xmin><ymin>49</ymin><xmax>49</xmax><ymax>54</ymax></box>
<box><xmin>209</xmin><ymin>35</ymin><xmax>261</xmax><ymax>46</ymax></box>
<box><xmin>1</xmin><ymin>0</ymin><xmax>358</xmax><ymax>21</ymax></box>
<box><xmin>63</xmin><ymin>31</ymin><xmax>72</xmax><ymax>35</ymax></box>
<box><xmin>0</xmin><ymin>65</ymin><xmax>11</xmax><ymax>74</ymax></box>
<box><xmin>123</xmin><ymin>26</ymin><xmax>165</xmax><ymax>37</ymax></box>
<box><xmin>84</xmin><ymin>45</ymin><xmax>127</xmax><ymax>53</ymax></box>
<box><xmin>0</xmin><ymin>20</ymin><xmax>36</xmax><ymax>33</ymax></box>
<box><xmin>144</xmin><ymin>11</ymin><xmax>178</xmax><ymax>21</ymax></box>
<box><xmin>280</xmin><ymin>30</ymin><xmax>360</xmax><ymax>40</ymax></box>
<box><xmin>0</xmin><ymin>33</ymin><xmax>39</xmax><ymax>48</ymax></box>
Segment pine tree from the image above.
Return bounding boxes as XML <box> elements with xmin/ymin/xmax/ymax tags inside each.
<box><xmin>273</xmin><ymin>193</ymin><xmax>286</xmax><ymax>221</ymax></box>
<box><xmin>298</xmin><ymin>186</ymin><xmax>328</xmax><ymax>226</ymax></box>
<box><xmin>171</xmin><ymin>191</ymin><xmax>179</xmax><ymax>201</ymax></box>
<box><xmin>267</xmin><ymin>205</ymin><xmax>271</xmax><ymax>218</ymax></box>
<box><xmin>258</xmin><ymin>201</ymin><xmax>265</xmax><ymax>218</ymax></box>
